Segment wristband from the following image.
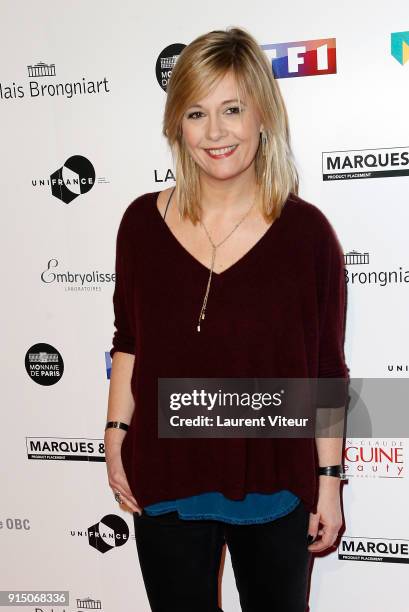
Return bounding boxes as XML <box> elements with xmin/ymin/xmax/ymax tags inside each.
<box><xmin>318</xmin><ymin>464</ymin><xmax>347</xmax><ymax>480</ymax></box>
<box><xmin>105</xmin><ymin>421</ymin><xmax>129</xmax><ymax>432</ymax></box>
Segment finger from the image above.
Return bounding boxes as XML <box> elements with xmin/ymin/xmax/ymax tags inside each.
<box><xmin>308</xmin><ymin>512</ymin><xmax>320</xmax><ymax>534</ymax></box>
<box><xmin>111</xmin><ymin>486</ymin><xmax>140</xmax><ymax>513</ymax></box>
<box><xmin>308</xmin><ymin>532</ymin><xmax>338</xmax><ymax>553</ymax></box>
<box><xmin>308</xmin><ymin>541</ymin><xmax>337</xmax><ymax>553</ymax></box>
<box><xmin>108</xmin><ymin>470</ymin><xmax>138</xmax><ymax>505</ymax></box>
<box><xmin>109</xmin><ymin>475</ymin><xmax>138</xmax><ymax>506</ymax></box>
<box><xmin>118</xmin><ymin>495</ymin><xmax>141</xmax><ymax>514</ymax></box>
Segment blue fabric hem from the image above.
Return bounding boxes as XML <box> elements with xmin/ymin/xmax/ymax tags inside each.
<box><xmin>144</xmin><ymin>497</ymin><xmax>301</xmax><ymax>525</ymax></box>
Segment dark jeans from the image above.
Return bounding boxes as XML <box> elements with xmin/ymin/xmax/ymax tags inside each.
<box><xmin>133</xmin><ymin>500</ymin><xmax>311</xmax><ymax>612</ymax></box>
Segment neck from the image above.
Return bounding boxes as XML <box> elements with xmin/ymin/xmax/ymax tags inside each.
<box><xmin>199</xmin><ymin>165</ymin><xmax>258</xmax><ymax>214</ymax></box>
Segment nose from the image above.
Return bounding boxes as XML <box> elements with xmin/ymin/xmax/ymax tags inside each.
<box><xmin>205</xmin><ymin>111</ymin><xmax>226</xmax><ymax>141</ymax></box>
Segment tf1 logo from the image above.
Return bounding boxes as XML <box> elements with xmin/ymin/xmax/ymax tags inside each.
<box><xmin>261</xmin><ymin>38</ymin><xmax>336</xmax><ymax>78</ymax></box>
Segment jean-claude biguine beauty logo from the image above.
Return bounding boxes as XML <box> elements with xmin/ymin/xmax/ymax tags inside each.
<box><xmin>155</xmin><ymin>44</ymin><xmax>186</xmax><ymax>91</ymax></box>
<box><xmin>25</xmin><ymin>343</ymin><xmax>64</xmax><ymax>386</ymax></box>
<box><xmin>344</xmin><ymin>439</ymin><xmax>404</xmax><ymax>478</ymax></box>
<box><xmin>32</xmin><ymin>155</ymin><xmax>96</xmax><ymax>203</ymax></box>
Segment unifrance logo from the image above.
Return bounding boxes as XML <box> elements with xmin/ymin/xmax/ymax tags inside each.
<box><xmin>31</xmin><ymin>155</ymin><xmax>96</xmax><ymax>203</ymax></box>
<box><xmin>70</xmin><ymin>515</ymin><xmax>130</xmax><ymax>554</ymax></box>
<box><xmin>261</xmin><ymin>38</ymin><xmax>336</xmax><ymax>78</ymax></box>
<box><xmin>391</xmin><ymin>31</ymin><xmax>409</xmax><ymax>65</ymax></box>
<box><xmin>322</xmin><ymin>146</ymin><xmax>409</xmax><ymax>180</ymax></box>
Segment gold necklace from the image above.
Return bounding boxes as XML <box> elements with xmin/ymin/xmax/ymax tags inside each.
<box><xmin>196</xmin><ymin>195</ymin><xmax>256</xmax><ymax>332</ymax></box>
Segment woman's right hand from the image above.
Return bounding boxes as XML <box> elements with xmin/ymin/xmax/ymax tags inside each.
<box><xmin>104</xmin><ymin>433</ymin><xmax>141</xmax><ymax>515</ymax></box>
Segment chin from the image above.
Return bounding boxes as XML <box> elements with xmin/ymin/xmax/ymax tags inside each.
<box><xmin>201</xmin><ymin>164</ymin><xmax>244</xmax><ymax>180</ymax></box>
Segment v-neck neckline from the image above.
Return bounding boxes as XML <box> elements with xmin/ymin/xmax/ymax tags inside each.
<box><xmin>151</xmin><ymin>189</ymin><xmax>287</xmax><ymax>280</ymax></box>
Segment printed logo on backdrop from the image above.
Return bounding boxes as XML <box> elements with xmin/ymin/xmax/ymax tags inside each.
<box><xmin>76</xmin><ymin>596</ymin><xmax>102</xmax><ymax>610</ymax></box>
<box><xmin>32</xmin><ymin>155</ymin><xmax>97</xmax><ymax>203</ymax></box>
<box><xmin>25</xmin><ymin>343</ymin><xmax>64</xmax><ymax>385</ymax></box>
<box><xmin>0</xmin><ymin>517</ymin><xmax>30</xmax><ymax>530</ymax></box>
<box><xmin>338</xmin><ymin>536</ymin><xmax>409</xmax><ymax>563</ymax></box>
<box><xmin>0</xmin><ymin>61</ymin><xmax>111</xmax><ymax>101</ymax></box>
<box><xmin>18</xmin><ymin>591</ymin><xmax>102</xmax><ymax>612</ymax></box>
<box><xmin>344</xmin><ymin>250</ymin><xmax>409</xmax><ymax>287</ymax></box>
<box><xmin>154</xmin><ymin>168</ymin><xmax>175</xmax><ymax>183</ymax></box>
<box><xmin>155</xmin><ymin>44</ymin><xmax>186</xmax><ymax>91</ymax></box>
<box><xmin>391</xmin><ymin>31</ymin><xmax>409</xmax><ymax>65</ymax></box>
<box><xmin>261</xmin><ymin>38</ymin><xmax>336</xmax><ymax>78</ymax></box>
<box><xmin>41</xmin><ymin>258</ymin><xmax>115</xmax><ymax>292</ymax></box>
<box><xmin>26</xmin><ymin>437</ymin><xmax>105</xmax><ymax>461</ymax></box>
<box><xmin>344</xmin><ymin>439</ymin><xmax>404</xmax><ymax>478</ymax></box>
<box><xmin>70</xmin><ymin>515</ymin><xmax>130</xmax><ymax>554</ymax></box>
<box><xmin>322</xmin><ymin>146</ymin><xmax>409</xmax><ymax>180</ymax></box>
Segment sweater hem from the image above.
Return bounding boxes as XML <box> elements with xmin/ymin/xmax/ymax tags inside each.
<box><xmin>144</xmin><ymin>496</ymin><xmax>302</xmax><ymax>525</ymax></box>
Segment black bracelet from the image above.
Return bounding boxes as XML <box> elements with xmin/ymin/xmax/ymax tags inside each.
<box><xmin>105</xmin><ymin>421</ymin><xmax>129</xmax><ymax>432</ymax></box>
<box><xmin>318</xmin><ymin>465</ymin><xmax>347</xmax><ymax>480</ymax></box>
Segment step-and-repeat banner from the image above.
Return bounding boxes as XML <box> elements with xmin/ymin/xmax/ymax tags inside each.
<box><xmin>2</xmin><ymin>1</ymin><xmax>408</xmax><ymax>610</ymax></box>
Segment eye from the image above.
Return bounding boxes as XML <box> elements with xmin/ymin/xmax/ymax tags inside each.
<box><xmin>186</xmin><ymin>111</ymin><xmax>204</xmax><ymax>119</ymax></box>
<box><xmin>225</xmin><ymin>106</ymin><xmax>243</xmax><ymax>115</ymax></box>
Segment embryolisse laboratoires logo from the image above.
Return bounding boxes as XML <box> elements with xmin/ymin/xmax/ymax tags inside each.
<box><xmin>41</xmin><ymin>258</ymin><xmax>115</xmax><ymax>292</ymax></box>
<box><xmin>26</xmin><ymin>437</ymin><xmax>105</xmax><ymax>461</ymax></box>
<box><xmin>32</xmin><ymin>155</ymin><xmax>97</xmax><ymax>204</ymax></box>
<box><xmin>339</xmin><ymin>536</ymin><xmax>409</xmax><ymax>563</ymax></box>
<box><xmin>155</xmin><ymin>44</ymin><xmax>186</xmax><ymax>91</ymax></box>
<box><xmin>344</xmin><ymin>250</ymin><xmax>409</xmax><ymax>287</ymax></box>
<box><xmin>322</xmin><ymin>146</ymin><xmax>409</xmax><ymax>180</ymax></box>
<box><xmin>344</xmin><ymin>439</ymin><xmax>404</xmax><ymax>478</ymax></box>
<box><xmin>261</xmin><ymin>38</ymin><xmax>336</xmax><ymax>78</ymax></box>
<box><xmin>0</xmin><ymin>61</ymin><xmax>111</xmax><ymax>102</ymax></box>
<box><xmin>25</xmin><ymin>343</ymin><xmax>64</xmax><ymax>386</ymax></box>
<box><xmin>70</xmin><ymin>515</ymin><xmax>130</xmax><ymax>554</ymax></box>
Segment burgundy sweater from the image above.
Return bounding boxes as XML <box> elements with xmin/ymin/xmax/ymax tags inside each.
<box><xmin>109</xmin><ymin>190</ymin><xmax>349</xmax><ymax>514</ymax></box>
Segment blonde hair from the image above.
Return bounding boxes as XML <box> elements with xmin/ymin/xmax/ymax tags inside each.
<box><xmin>163</xmin><ymin>26</ymin><xmax>299</xmax><ymax>224</ymax></box>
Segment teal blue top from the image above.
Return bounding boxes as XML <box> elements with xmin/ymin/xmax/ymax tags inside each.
<box><xmin>144</xmin><ymin>490</ymin><xmax>301</xmax><ymax>525</ymax></box>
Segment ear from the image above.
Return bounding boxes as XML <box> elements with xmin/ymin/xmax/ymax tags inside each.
<box><xmin>259</xmin><ymin>123</ymin><xmax>264</xmax><ymax>133</ymax></box>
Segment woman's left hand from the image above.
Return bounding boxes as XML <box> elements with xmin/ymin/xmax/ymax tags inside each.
<box><xmin>307</xmin><ymin>478</ymin><xmax>343</xmax><ymax>553</ymax></box>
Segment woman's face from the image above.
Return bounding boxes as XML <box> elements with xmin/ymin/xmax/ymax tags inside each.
<box><xmin>181</xmin><ymin>71</ymin><xmax>263</xmax><ymax>182</ymax></box>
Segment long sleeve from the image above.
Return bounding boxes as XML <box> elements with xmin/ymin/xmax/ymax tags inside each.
<box><xmin>109</xmin><ymin>207</ymin><xmax>136</xmax><ymax>358</ymax></box>
<box><xmin>315</xmin><ymin>214</ymin><xmax>350</xmax><ymax>409</ymax></box>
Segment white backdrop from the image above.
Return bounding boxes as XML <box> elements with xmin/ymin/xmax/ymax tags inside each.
<box><xmin>2</xmin><ymin>1</ymin><xmax>409</xmax><ymax>611</ymax></box>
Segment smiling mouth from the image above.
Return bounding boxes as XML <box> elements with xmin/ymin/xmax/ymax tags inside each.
<box><xmin>204</xmin><ymin>144</ymin><xmax>238</xmax><ymax>158</ymax></box>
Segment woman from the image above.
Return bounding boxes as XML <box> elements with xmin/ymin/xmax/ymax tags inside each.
<box><xmin>105</xmin><ymin>27</ymin><xmax>349</xmax><ymax>612</ymax></box>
